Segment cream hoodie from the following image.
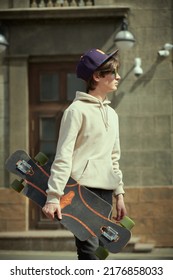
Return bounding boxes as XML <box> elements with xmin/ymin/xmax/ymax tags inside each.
<box><xmin>46</xmin><ymin>91</ymin><xmax>124</xmax><ymax>204</ymax></box>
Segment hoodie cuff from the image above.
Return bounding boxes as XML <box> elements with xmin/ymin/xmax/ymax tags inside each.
<box><xmin>46</xmin><ymin>194</ymin><xmax>60</xmax><ymax>204</ymax></box>
<box><xmin>113</xmin><ymin>185</ymin><xmax>125</xmax><ymax>197</ymax></box>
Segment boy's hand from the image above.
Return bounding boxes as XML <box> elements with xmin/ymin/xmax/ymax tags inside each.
<box><xmin>42</xmin><ymin>203</ymin><xmax>62</xmax><ymax>220</ymax></box>
<box><xmin>113</xmin><ymin>194</ymin><xmax>127</xmax><ymax>221</ymax></box>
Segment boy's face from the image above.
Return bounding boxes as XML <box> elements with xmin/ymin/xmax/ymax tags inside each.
<box><xmin>97</xmin><ymin>66</ymin><xmax>121</xmax><ymax>94</ymax></box>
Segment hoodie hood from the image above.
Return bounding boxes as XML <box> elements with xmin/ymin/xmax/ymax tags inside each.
<box><xmin>74</xmin><ymin>91</ymin><xmax>111</xmax><ymax>130</ymax></box>
<box><xmin>74</xmin><ymin>91</ymin><xmax>111</xmax><ymax>105</ymax></box>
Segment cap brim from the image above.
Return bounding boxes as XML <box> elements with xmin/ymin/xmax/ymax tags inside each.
<box><xmin>98</xmin><ymin>49</ymin><xmax>119</xmax><ymax>68</ymax></box>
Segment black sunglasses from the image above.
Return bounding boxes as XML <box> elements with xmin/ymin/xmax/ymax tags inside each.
<box><xmin>99</xmin><ymin>68</ymin><xmax>119</xmax><ymax>77</ymax></box>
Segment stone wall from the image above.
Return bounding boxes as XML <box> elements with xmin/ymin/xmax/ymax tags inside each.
<box><xmin>110</xmin><ymin>0</ymin><xmax>173</xmax><ymax>246</ymax></box>
<box><xmin>115</xmin><ymin>186</ymin><xmax>173</xmax><ymax>247</ymax></box>
<box><xmin>0</xmin><ymin>188</ymin><xmax>28</xmax><ymax>231</ymax></box>
<box><xmin>110</xmin><ymin>0</ymin><xmax>173</xmax><ymax>188</ymax></box>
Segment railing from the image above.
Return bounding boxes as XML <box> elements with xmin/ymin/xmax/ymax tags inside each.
<box><xmin>30</xmin><ymin>0</ymin><xmax>95</xmax><ymax>7</ymax></box>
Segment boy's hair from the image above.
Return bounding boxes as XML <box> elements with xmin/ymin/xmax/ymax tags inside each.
<box><xmin>86</xmin><ymin>57</ymin><xmax>119</xmax><ymax>92</ymax></box>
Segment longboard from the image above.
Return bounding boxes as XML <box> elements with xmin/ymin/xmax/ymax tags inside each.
<box><xmin>5</xmin><ymin>150</ymin><xmax>135</xmax><ymax>257</ymax></box>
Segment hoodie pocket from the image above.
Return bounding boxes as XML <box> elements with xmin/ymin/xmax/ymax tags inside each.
<box><xmin>71</xmin><ymin>160</ymin><xmax>89</xmax><ymax>181</ymax></box>
<box><xmin>79</xmin><ymin>159</ymin><xmax>121</xmax><ymax>187</ymax></box>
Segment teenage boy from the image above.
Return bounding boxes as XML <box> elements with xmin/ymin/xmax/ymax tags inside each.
<box><xmin>42</xmin><ymin>48</ymin><xmax>127</xmax><ymax>259</ymax></box>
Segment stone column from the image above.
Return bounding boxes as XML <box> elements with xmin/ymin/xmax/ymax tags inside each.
<box><xmin>0</xmin><ymin>55</ymin><xmax>9</xmax><ymax>187</ymax></box>
<box><xmin>9</xmin><ymin>57</ymin><xmax>29</xmax><ymax>156</ymax></box>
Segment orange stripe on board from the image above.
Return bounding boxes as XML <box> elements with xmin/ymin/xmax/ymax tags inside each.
<box><xmin>25</xmin><ymin>179</ymin><xmax>47</xmax><ymax>197</ymax></box>
<box><xmin>37</xmin><ymin>165</ymin><xmax>49</xmax><ymax>177</ymax></box>
<box><xmin>78</xmin><ymin>185</ymin><xmax>110</xmax><ymax>222</ymax></box>
<box><xmin>62</xmin><ymin>213</ymin><xmax>96</xmax><ymax>237</ymax></box>
<box><xmin>66</xmin><ymin>183</ymin><xmax>78</xmax><ymax>187</ymax></box>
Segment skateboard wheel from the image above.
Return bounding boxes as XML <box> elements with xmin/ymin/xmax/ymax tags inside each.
<box><xmin>119</xmin><ymin>216</ymin><xmax>135</xmax><ymax>230</ymax></box>
<box><xmin>34</xmin><ymin>152</ymin><xmax>48</xmax><ymax>166</ymax></box>
<box><xmin>11</xmin><ymin>179</ymin><xmax>24</xmax><ymax>193</ymax></box>
<box><xmin>95</xmin><ymin>246</ymin><xmax>109</xmax><ymax>260</ymax></box>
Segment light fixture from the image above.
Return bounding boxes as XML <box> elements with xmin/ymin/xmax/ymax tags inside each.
<box><xmin>114</xmin><ymin>18</ymin><xmax>135</xmax><ymax>50</ymax></box>
<box><xmin>134</xmin><ymin>57</ymin><xmax>143</xmax><ymax>77</ymax></box>
<box><xmin>158</xmin><ymin>43</ymin><xmax>173</xmax><ymax>57</ymax></box>
<box><xmin>0</xmin><ymin>26</ymin><xmax>9</xmax><ymax>53</ymax></box>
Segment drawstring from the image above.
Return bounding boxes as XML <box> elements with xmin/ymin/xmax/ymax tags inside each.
<box><xmin>99</xmin><ymin>102</ymin><xmax>109</xmax><ymax>130</ymax></box>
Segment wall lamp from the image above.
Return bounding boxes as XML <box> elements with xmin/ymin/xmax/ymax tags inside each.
<box><xmin>0</xmin><ymin>25</ymin><xmax>9</xmax><ymax>53</ymax></box>
<box><xmin>158</xmin><ymin>43</ymin><xmax>173</xmax><ymax>57</ymax></box>
<box><xmin>134</xmin><ymin>57</ymin><xmax>143</xmax><ymax>77</ymax></box>
<box><xmin>114</xmin><ymin>18</ymin><xmax>135</xmax><ymax>50</ymax></box>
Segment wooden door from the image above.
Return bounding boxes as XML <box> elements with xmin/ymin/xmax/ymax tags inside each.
<box><xmin>29</xmin><ymin>60</ymin><xmax>85</xmax><ymax>229</ymax></box>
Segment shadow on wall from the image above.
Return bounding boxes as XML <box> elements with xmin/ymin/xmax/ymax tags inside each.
<box><xmin>111</xmin><ymin>55</ymin><xmax>167</xmax><ymax>109</ymax></box>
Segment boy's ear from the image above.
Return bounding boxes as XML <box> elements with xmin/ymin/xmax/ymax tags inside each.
<box><xmin>93</xmin><ymin>71</ymin><xmax>100</xmax><ymax>82</ymax></box>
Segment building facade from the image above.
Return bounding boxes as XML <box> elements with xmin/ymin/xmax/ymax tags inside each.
<box><xmin>0</xmin><ymin>0</ymin><xmax>173</xmax><ymax>247</ymax></box>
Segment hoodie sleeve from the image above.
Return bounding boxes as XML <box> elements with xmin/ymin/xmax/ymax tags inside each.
<box><xmin>46</xmin><ymin>108</ymin><xmax>82</xmax><ymax>204</ymax></box>
<box><xmin>111</xmin><ymin>139</ymin><xmax>125</xmax><ymax>196</ymax></box>
<box><xmin>111</xmin><ymin>115</ymin><xmax>125</xmax><ymax>197</ymax></box>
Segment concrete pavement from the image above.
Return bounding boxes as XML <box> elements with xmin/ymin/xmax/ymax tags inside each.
<box><xmin>0</xmin><ymin>248</ymin><xmax>173</xmax><ymax>260</ymax></box>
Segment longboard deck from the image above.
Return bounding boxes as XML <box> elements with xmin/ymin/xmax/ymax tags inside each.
<box><xmin>5</xmin><ymin>150</ymin><xmax>131</xmax><ymax>253</ymax></box>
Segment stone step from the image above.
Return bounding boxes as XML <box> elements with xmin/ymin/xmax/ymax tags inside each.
<box><xmin>0</xmin><ymin>230</ymin><xmax>75</xmax><ymax>251</ymax></box>
<box><xmin>0</xmin><ymin>230</ymin><xmax>140</xmax><ymax>252</ymax></box>
<box><xmin>122</xmin><ymin>236</ymin><xmax>141</xmax><ymax>252</ymax></box>
<box><xmin>134</xmin><ymin>242</ymin><xmax>155</xmax><ymax>253</ymax></box>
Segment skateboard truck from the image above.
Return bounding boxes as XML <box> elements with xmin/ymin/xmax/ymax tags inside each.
<box><xmin>16</xmin><ymin>160</ymin><xmax>34</xmax><ymax>175</ymax></box>
<box><xmin>101</xmin><ymin>226</ymin><xmax>119</xmax><ymax>242</ymax></box>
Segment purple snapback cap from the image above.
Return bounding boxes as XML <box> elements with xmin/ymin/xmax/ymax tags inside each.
<box><xmin>76</xmin><ymin>48</ymin><xmax>118</xmax><ymax>81</ymax></box>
